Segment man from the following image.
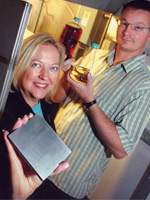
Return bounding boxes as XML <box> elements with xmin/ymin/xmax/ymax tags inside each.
<box><xmin>30</xmin><ymin>0</ymin><xmax>150</xmax><ymax>199</ymax></box>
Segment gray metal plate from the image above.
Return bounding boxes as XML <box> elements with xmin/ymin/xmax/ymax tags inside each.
<box><xmin>8</xmin><ymin>114</ymin><xmax>71</xmax><ymax>180</ymax></box>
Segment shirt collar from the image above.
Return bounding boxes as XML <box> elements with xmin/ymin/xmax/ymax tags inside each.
<box><xmin>106</xmin><ymin>49</ymin><xmax>147</xmax><ymax>74</ymax></box>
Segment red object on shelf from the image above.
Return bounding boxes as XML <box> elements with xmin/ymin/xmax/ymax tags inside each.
<box><xmin>59</xmin><ymin>17</ymin><xmax>82</xmax><ymax>58</ymax></box>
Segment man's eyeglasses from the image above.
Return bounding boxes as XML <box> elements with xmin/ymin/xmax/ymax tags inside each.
<box><xmin>118</xmin><ymin>20</ymin><xmax>150</xmax><ymax>32</ymax></box>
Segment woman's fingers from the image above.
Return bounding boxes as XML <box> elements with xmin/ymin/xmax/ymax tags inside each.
<box><xmin>3</xmin><ymin>130</ymin><xmax>20</xmax><ymax>166</ymax></box>
<box><xmin>12</xmin><ymin>113</ymin><xmax>34</xmax><ymax>131</ymax></box>
<box><xmin>50</xmin><ymin>161</ymin><xmax>69</xmax><ymax>175</ymax></box>
<box><xmin>28</xmin><ymin>112</ymin><xmax>34</xmax><ymax>119</ymax></box>
<box><xmin>12</xmin><ymin>118</ymin><xmax>23</xmax><ymax>131</ymax></box>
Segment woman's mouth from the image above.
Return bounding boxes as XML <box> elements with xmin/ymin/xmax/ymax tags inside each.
<box><xmin>34</xmin><ymin>82</ymin><xmax>48</xmax><ymax>88</ymax></box>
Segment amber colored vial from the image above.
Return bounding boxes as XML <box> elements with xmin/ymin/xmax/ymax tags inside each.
<box><xmin>70</xmin><ymin>66</ymin><xmax>90</xmax><ymax>84</ymax></box>
<box><xmin>59</xmin><ymin>17</ymin><xmax>82</xmax><ymax>58</ymax></box>
<box><xmin>70</xmin><ymin>42</ymin><xmax>100</xmax><ymax>84</ymax></box>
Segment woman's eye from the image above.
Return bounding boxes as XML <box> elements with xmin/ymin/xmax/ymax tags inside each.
<box><xmin>50</xmin><ymin>66</ymin><xmax>59</xmax><ymax>71</ymax></box>
<box><xmin>31</xmin><ymin>62</ymin><xmax>40</xmax><ymax>68</ymax></box>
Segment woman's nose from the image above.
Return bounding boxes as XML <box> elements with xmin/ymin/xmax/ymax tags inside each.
<box><xmin>39</xmin><ymin>68</ymin><xmax>49</xmax><ymax>80</ymax></box>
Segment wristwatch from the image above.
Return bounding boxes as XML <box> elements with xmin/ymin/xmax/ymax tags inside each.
<box><xmin>83</xmin><ymin>99</ymin><xmax>97</xmax><ymax>110</ymax></box>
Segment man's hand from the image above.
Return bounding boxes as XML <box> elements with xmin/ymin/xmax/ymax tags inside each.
<box><xmin>67</xmin><ymin>71</ymin><xmax>95</xmax><ymax>103</ymax></box>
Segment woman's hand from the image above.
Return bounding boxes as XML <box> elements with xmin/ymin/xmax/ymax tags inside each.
<box><xmin>3</xmin><ymin>113</ymin><xmax>69</xmax><ymax>200</ymax></box>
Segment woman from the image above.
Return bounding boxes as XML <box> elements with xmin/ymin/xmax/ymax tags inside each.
<box><xmin>1</xmin><ymin>32</ymin><xmax>65</xmax><ymax>131</ymax></box>
<box><xmin>0</xmin><ymin>33</ymin><xmax>70</xmax><ymax>199</ymax></box>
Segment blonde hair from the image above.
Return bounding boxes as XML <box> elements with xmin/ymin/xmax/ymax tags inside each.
<box><xmin>12</xmin><ymin>33</ymin><xmax>65</xmax><ymax>100</ymax></box>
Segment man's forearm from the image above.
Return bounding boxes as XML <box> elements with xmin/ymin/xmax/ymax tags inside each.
<box><xmin>88</xmin><ymin>103</ymin><xmax>127</xmax><ymax>159</ymax></box>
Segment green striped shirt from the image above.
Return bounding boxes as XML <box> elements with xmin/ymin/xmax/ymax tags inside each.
<box><xmin>49</xmin><ymin>49</ymin><xmax>150</xmax><ymax>198</ymax></box>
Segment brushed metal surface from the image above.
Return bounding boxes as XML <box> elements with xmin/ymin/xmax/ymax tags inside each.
<box><xmin>8</xmin><ymin>114</ymin><xmax>71</xmax><ymax>180</ymax></box>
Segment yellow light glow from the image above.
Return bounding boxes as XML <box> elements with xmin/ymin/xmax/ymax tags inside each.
<box><xmin>107</xmin><ymin>16</ymin><xmax>118</xmax><ymax>41</ymax></box>
<box><xmin>23</xmin><ymin>29</ymin><xmax>34</xmax><ymax>40</ymax></box>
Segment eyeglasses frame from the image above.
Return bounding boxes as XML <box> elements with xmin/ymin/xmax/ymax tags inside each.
<box><xmin>118</xmin><ymin>20</ymin><xmax>150</xmax><ymax>31</ymax></box>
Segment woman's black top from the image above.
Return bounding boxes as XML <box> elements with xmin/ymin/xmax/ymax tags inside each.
<box><xmin>0</xmin><ymin>91</ymin><xmax>58</xmax><ymax>199</ymax></box>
